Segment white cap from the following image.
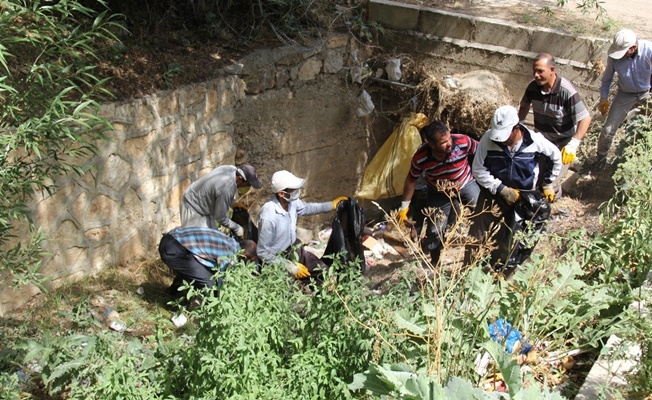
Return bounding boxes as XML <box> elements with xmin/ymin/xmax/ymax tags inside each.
<box><xmin>487</xmin><ymin>105</ymin><xmax>519</xmax><ymax>142</ymax></box>
<box><xmin>271</xmin><ymin>170</ymin><xmax>305</xmax><ymax>193</ymax></box>
<box><xmin>608</xmin><ymin>29</ymin><xmax>637</xmax><ymax>59</ymax></box>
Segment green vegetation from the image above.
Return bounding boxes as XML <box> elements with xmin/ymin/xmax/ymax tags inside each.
<box><xmin>0</xmin><ymin>0</ymin><xmax>121</xmax><ymax>286</ymax></box>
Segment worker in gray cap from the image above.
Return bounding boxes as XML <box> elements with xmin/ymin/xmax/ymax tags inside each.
<box><xmin>180</xmin><ymin>164</ymin><xmax>262</xmax><ymax>239</ymax></box>
<box><xmin>596</xmin><ymin>29</ymin><xmax>652</xmax><ymax>168</ymax></box>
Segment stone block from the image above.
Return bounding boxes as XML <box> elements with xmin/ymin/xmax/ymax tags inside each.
<box><xmin>85</xmin><ymin>226</ymin><xmax>110</xmax><ymax>241</ymax></box>
<box><xmin>368</xmin><ymin>0</ymin><xmax>420</xmax><ymax>30</ymax></box>
<box><xmin>89</xmin><ymin>194</ymin><xmax>115</xmax><ymax>220</ymax></box>
<box><xmin>180</xmin><ymin>86</ymin><xmax>206</xmax><ymax>109</ymax></box>
<box><xmin>134</xmin><ymin>100</ymin><xmax>158</xmax><ymax>131</ymax></box>
<box><xmin>98</xmin><ymin>154</ymin><xmax>131</xmax><ymax>191</ymax></box>
<box><xmin>471</xmin><ymin>18</ymin><xmax>532</xmax><ymax>51</ymax></box>
<box><xmin>167</xmin><ymin>179</ymin><xmax>191</xmax><ymax>212</ymax></box>
<box><xmin>244</xmin><ymin>69</ymin><xmax>276</xmax><ymax>94</ymax></box>
<box><xmin>158</xmin><ymin>92</ymin><xmax>179</xmax><ymax>117</ymax></box>
<box><xmin>182</xmin><ymin>114</ymin><xmax>198</xmax><ymax>135</ymax></box>
<box><xmin>298</xmin><ymin>58</ymin><xmax>323</xmax><ymax>81</ymax></box>
<box><xmin>187</xmin><ymin>133</ymin><xmax>207</xmax><ymax>158</ymax></box>
<box><xmin>326</xmin><ymin>34</ymin><xmax>350</xmax><ymax>49</ymax></box>
<box><xmin>119</xmin><ymin>233</ymin><xmax>146</xmax><ymax>266</ymax></box>
<box><xmin>123</xmin><ymin>130</ymin><xmax>157</xmax><ymax>160</ymax></box>
<box><xmin>323</xmin><ymin>49</ymin><xmax>345</xmax><ymax>74</ymax></box>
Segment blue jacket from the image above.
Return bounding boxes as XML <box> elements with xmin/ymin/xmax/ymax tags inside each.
<box><xmin>472</xmin><ymin>124</ymin><xmax>561</xmax><ymax>194</ymax></box>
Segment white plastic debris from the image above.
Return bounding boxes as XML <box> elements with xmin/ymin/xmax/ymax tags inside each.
<box><xmin>136</xmin><ymin>287</ymin><xmax>145</xmax><ymax>295</ymax></box>
<box><xmin>385</xmin><ymin>58</ymin><xmax>402</xmax><ymax>81</ymax></box>
<box><xmin>443</xmin><ymin>75</ymin><xmax>460</xmax><ymax>89</ymax></box>
<box><xmin>474</xmin><ymin>352</ymin><xmax>491</xmax><ymax>376</ymax></box>
<box><xmin>109</xmin><ymin>319</ymin><xmax>127</xmax><ymax>332</ymax></box>
<box><xmin>171</xmin><ymin>313</ymin><xmax>188</xmax><ymax>328</ymax></box>
<box><xmin>356</xmin><ymin>90</ymin><xmax>375</xmax><ymax>117</ymax></box>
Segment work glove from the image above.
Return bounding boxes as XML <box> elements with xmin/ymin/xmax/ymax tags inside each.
<box><xmin>543</xmin><ymin>185</ymin><xmax>555</xmax><ymax>203</ymax></box>
<box><xmin>561</xmin><ymin>138</ymin><xmax>581</xmax><ymax>165</ymax></box>
<box><xmin>332</xmin><ymin>196</ymin><xmax>348</xmax><ymax>210</ymax></box>
<box><xmin>397</xmin><ymin>201</ymin><xmax>410</xmax><ymax>224</ymax></box>
<box><xmin>286</xmin><ymin>261</ymin><xmax>311</xmax><ymax>279</ymax></box>
<box><xmin>232</xmin><ymin>224</ymin><xmax>244</xmax><ymax>239</ymax></box>
<box><xmin>499</xmin><ymin>186</ymin><xmax>520</xmax><ymax>205</ymax></box>
<box><xmin>598</xmin><ymin>99</ymin><xmax>610</xmax><ymax>116</ymax></box>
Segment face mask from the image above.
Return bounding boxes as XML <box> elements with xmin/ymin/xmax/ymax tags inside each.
<box><xmin>238</xmin><ymin>186</ymin><xmax>251</xmax><ymax>196</ymax></box>
<box><xmin>281</xmin><ymin>188</ymin><xmax>301</xmax><ymax>202</ymax></box>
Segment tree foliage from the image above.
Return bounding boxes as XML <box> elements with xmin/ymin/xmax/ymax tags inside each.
<box><xmin>0</xmin><ymin>0</ymin><xmax>122</xmax><ymax>285</ymax></box>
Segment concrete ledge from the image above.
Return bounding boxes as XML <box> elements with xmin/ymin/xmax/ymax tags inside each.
<box><xmin>368</xmin><ymin>0</ymin><xmax>609</xmax><ymax>63</ymax></box>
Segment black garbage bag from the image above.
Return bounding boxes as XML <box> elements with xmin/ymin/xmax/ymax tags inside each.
<box><xmin>505</xmin><ymin>190</ymin><xmax>551</xmax><ymax>268</ymax></box>
<box><xmin>322</xmin><ymin>198</ymin><xmax>366</xmax><ymax>274</ymax></box>
<box><xmin>231</xmin><ymin>206</ymin><xmax>259</xmax><ymax>242</ymax></box>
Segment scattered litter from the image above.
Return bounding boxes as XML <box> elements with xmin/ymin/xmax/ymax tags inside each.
<box><xmin>318</xmin><ymin>227</ymin><xmax>332</xmax><ymax>242</ymax></box>
<box><xmin>385</xmin><ymin>58</ymin><xmax>402</xmax><ymax>81</ymax></box>
<box><xmin>136</xmin><ymin>287</ymin><xmax>145</xmax><ymax>295</ymax></box>
<box><xmin>356</xmin><ymin>90</ymin><xmax>374</xmax><ymax>116</ymax></box>
<box><xmin>474</xmin><ymin>351</ymin><xmax>492</xmax><ymax>376</ymax></box>
<box><xmin>109</xmin><ymin>319</ymin><xmax>127</xmax><ymax>332</ymax></box>
<box><xmin>171</xmin><ymin>313</ymin><xmax>188</xmax><ymax>328</ymax></box>
<box><xmin>488</xmin><ymin>318</ymin><xmax>532</xmax><ymax>354</ymax></box>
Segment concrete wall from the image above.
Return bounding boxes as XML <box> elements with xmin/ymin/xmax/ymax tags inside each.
<box><xmin>368</xmin><ymin>0</ymin><xmax>610</xmax><ymax>103</ymax></box>
<box><xmin>0</xmin><ymin>34</ymin><xmax>383</xmax><ymax>315</ymax></box>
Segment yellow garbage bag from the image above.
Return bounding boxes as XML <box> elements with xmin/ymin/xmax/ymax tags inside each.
<box><xmin>356</xmin><ymin>113</ymin><xmax>430</xmax><ymax>199</ymax></box>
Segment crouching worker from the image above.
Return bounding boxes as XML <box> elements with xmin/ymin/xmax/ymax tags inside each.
<box><xmin>159</xmin><ymin>226</ymin><xmax>258</xmax><ymax>294</ymax></box>
<box><xmin>257</xmin><ymin>170</ymin><xmax>347</xmax><ymax>281</ymax></box>
<box><xmin>464</xmin><ymin>105</ymin><xmax>561</xmax><ymax>276</ymax></box>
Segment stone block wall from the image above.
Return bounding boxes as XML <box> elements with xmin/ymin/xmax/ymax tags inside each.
<box><xmin>1</xmin><ymin>34</ymin><xmax>384</xmax><ymax>315</ymax></box>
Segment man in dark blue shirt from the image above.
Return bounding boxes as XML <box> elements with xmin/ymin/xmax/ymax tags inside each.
<box><xmin>159</xmin><ymin>226</ymin><xmax>257</xmax><ymax>292</ymax></box>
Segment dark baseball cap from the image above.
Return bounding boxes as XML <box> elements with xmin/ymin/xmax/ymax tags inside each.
<box><xmin>236</xmin><ymin>164</ymin><xmax>262</xmax><ymax>189</ymax></box>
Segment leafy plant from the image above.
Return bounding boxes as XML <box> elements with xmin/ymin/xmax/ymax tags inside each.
<box><xmin>0</xmin><ymin>0</ymin><xmax>121</xmax><ymax>286</ymax></box>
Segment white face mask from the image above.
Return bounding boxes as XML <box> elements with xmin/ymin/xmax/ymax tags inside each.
<box><xmin>281</xmin><ymin>188</ymin><xmax>301</xmax><ymax>202</ymax></box>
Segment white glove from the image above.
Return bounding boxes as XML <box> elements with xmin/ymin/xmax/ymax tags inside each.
<box><xmin>232</xmin><ymin>225</ymin><xmax>244</xmax><ymax>239</ymax></box>
<box><xmin>561</xmin><ymin>138</ymin><xmax>581</xmax><ymax>165</ymax></box>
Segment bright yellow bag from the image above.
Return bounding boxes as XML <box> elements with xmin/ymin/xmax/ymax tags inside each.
<box><xmin>356</xmin><ymin>113</ymin><xmax>429</xmax><ymax>199</ymax></box>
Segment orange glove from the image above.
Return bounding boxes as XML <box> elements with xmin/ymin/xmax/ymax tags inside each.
<box><xmin>332</xmin><ymin>196</ymin><xmax>348</xmax><ymax>209</ymax></box>
<box><xmin>561</xmin><ymin>138</ymin><xmax>581</xmax><ymax>165</ymax></box>
<box><xmin>398</xmin><ymin>201</ymin><xmax>410</xmax><ymax>224</ymax></box>
<box><xmin>543</xmin><ymin>185</ymin><xmax>555</xmax><ymax>203</ymax></box>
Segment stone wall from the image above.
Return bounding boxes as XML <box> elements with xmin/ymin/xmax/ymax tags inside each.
<box><xmin>0</xmin><ymin>34</ymin><xmax>383</xmax><ymax>315</ymax></box>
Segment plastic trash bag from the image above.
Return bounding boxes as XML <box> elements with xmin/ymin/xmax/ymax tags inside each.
<box><xmin>489</xmin><ymin>318</ymin><xmax>532</xmax><ymax>354</ymax></box>
<box><xmin>357</xmin><ymin>90</ymin><xmax>375</xmax><ymax>116</ymax></box>
<box><xmin>355</xmin><ymin>113</ymin><xmax>430</xmax><ymax>199</ymax></box>
<box><xmin>322</xmin><ymin>198</ymin><xmax>366</xmax><ymax>274</ymax></box>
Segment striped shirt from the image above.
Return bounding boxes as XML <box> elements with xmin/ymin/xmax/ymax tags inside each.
<box><xmin>407</xmin><ymin>134</ymin><xmax>477</xmax><ymax>192</ymax></box>
<box><xmin>168</xmin><ymin>227</ymin><xmax>239</xmax><ymax>269</ymax></box>
<box><xmin>520</xmin><ymin>76</ymin><xmax>590</xmax><ymax>147</ymax></box>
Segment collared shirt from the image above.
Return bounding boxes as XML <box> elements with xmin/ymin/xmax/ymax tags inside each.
<box><xmin>168</xmin><ymin>226</ymin><xmax>239</xmax><ymax>269</ymax></box>
<box><xmin>600</xmin><ymin>39</ymin><xmax>652</xmax><ymax>99</ymax></box>
<box><xmin>257</xmin><ymin>196</ymin><xmax>332</xmax><ymax>263</ymax></box>
<box><xmin>520</xmin><ymin>76</ymin><xmax>590</xmax><ymax>146</ymax></box>
<box><xmin>181</xmin><ymin>165</ymin><xmax>239</xmax><ymax>231</ymax></box>
<box><xmin>407</xmin><ymin>134</ymin><xmax>477</xmax><ymax>192</ymax></box>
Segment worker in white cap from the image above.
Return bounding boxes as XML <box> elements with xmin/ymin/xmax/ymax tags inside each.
<box><xmin>257</xmin><ymin>170</ymin><xmax>347</xmax><ymax>280</ymax></box>
<box><xmin>596</xmin><ymin>29</ymin><xmax>652</xmax><ymax>168</ymax></box>
<box><xmin>464</xmin><ymin>105</ymin><xmax>561</xmax><ymax>275</ymax></box>
<box><xmin>180</xmin><ymin>164</ymin><xmax>262</xmax><ymax>238</ymax></box>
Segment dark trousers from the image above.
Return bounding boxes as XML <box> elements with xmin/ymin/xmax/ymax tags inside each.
<box><xmin>421</xmin><ymin>180</ymin><xmax>480</xmax><ymax>265</ymax></box>
<box><xmin>463</xmin><ymin>188</ymin><xmax>516</xmax><ymax>271</ymax></box>
<box><xmin>159</xmin><ymin>234</ymin><xmax>216</xmax><ymax>289</ymax></box>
